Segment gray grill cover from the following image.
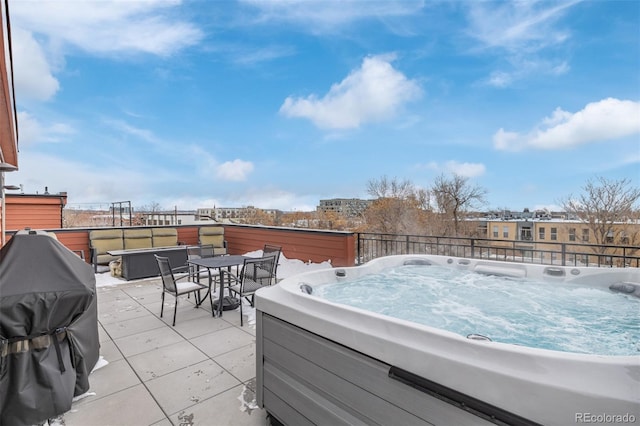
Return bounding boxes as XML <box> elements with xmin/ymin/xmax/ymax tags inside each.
<box><xmin>0</xmin><ymin>230</ymin><xmax>99</xmax><ymax>425</ymax></box>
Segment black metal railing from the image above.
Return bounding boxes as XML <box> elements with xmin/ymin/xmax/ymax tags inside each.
<box><xmin>356</xmin><ymin>233</ymin><xmax>640</xmax><ymax>268</ymax></box>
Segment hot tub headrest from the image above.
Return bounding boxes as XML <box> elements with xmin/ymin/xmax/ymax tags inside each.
<box><xmin>609</xmin><ymin>282</ymin><xmax>640</xmax><ymax>298</ymax></box>
<box><xmin>403</xmin><ymin>258</ymin><xmax>432</xmax><ymax>266</ymax></box>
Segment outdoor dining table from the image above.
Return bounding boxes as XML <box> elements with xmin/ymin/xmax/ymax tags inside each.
<box><xmin>187</xmin><ymin>255</ymin><xmax>250</xmax><ymax>318</ymax></box>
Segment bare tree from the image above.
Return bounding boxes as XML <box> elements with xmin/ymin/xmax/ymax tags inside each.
<box><xmin>366</xmin><ymin>176</ymin><xmax>416</xmax><ymax>199</ymax></box>
<box><xmin>431</xmin><ymin>174</ymin><xmax>487</xmax><ymax>236</ymax></box>
<box><xmin>363</xmin><ymin>176</ymin><xmax>432</xmax><ymax>235</ymax></box>
<box><xmin>561</xmin><ymin>177</ymin><xmax>640</xmax><ymax>248</ymax></box>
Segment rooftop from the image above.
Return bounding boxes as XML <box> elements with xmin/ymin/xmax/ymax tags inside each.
<box><xmin>55</xmin><ymin>277</ymin><xmax>268</xmax><ymax>426</ymax></box>
<box><xmin>49</xmin><ymin>254</ymin><xmax>330</xmax><ymax>426</ymax></box>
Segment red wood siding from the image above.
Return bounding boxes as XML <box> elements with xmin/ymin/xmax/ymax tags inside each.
<box><xmin>5</xmin><ymin>194</ymin><xmax>66</xmax><ymax>231</ymax></box>
<box><xmin>224</xmin><ymin>224</ymin><xmax>355</xmax><ymax>267</ymax></box>
<box><xmin>6</xmin><ymin>224</ymin><xmax>356</xmax><ymax>267</ymax></box>
<box><xmin>52</xmin><ymin>230</ymin><xmax>91</xmax><ymax>260</ymax></box>
<box><xmin>0</xmin><ymin>2</ymin><xmax>18</xmax><ymax>166</ymax></box>
<box><xmin>177</xmin><ymin>227</ymin><xmax>199</xmax><ymax>246</ymax></box>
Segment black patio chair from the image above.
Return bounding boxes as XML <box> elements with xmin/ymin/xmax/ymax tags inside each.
<box><xmin>227</xmin><ymin>255</ymin><xmax>276</xmax><ymax>326</ymax></box>
<box><xmin>262</xmin><ymin>244</ymin><xmax>282</xmax><ymax>285</ymax></box>
<box><xmin>155</xmin><ymin>255</ymin><xmax>211</xmax><ymax>326</ymax></box>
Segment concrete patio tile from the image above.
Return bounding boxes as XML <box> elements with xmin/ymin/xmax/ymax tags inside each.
<box><xmin>147</xmin><ymin>297</ymin><xmax>213</xmax><ymax>324</ymax></box>
<box><xmin>95</xmin><ymin>286</ymin><xmax>129</xmax><ymax>303</ymax></box>
<box><xmin>168</xmin><ymin>384</ymin><xmax>268</xmax><ymax>426</ymax></box>
<box><xmin>145</xmin><ymin>359</ymin><xmax>241</xmax><ymax>417</ymax></box>
<box><xmin>114</xmin><ymin>326</ymin><xmax>184</xmax><ymax>357</ymax></box>
<box><xmin>98</xmin><ymin>298</ymin><xmax>153</xmax><ymax>325</ymax></box>
<box><xmin>73</xmin><ymin>358</ymin><xmax>141</xmax><ymax>408</ymax></box>
<box><xmin>97</xmin><ymin>323</ymin><xmax>110</xmax><ymax>344</ymax></box>
<box><xmin>190</xmin><ymin>327</ymin><xmax>255</xmax><ymax>358</ymax></box>
<box><xmin>97</xmin><ymin>292</ymin><xmax>136</xmax><ymax>307</ymax></box>
<box><xmin>63</xmin><ymin>384</ymin><xmax>165</xmax><ymax>426</ymax></box>
<box><xmin>101</xmin><ymin>313</ymin><xmax>167</xmax><ymax>339</ymax></box>
<box><xmin>213</xmin><ymin>343</ymin><xmax>257</xmax><ymax>383</ymax></box>
<box><xmin>220</xmin><ymin>307</ymin><xmax>258</xmax><ymax>335</ymax></box>
<box><xmin>97</xmin><ymin>339</ymin><xmax>122</xmax><ymax>363</ymax></box>
<box><xmin>171</xmin><ymin>314</ymin><xmax>233</xmax><ymax>340</ymax></box>
<box><xmin>122</xmin><ymin>281</ymin><xmax>164</xmax><ymax>304</ymax></box>
<box><xmin>128</xmin><ymin>340</ymin><xmax>209</xmax><ymax>381</ymax></box>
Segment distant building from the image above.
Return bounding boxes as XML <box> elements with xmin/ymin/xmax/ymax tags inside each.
<box><xmin>473</xmin><ymin>211</ymin><xmax>640</xmax><ymax>267</ymax></box>
<box><xmin>140</xmin><ymin>210</ymin><xmax>199</xmax><ymax>226</ymax></box>
<box><xmin>197</xmin><ymin>206</ymin><xmax>281</xmax><ymax>222</ymax></box>
<box><xmin>317</xmin><ymin>198</ymin><xmax>373</xmax><ymax>217</ymax></box>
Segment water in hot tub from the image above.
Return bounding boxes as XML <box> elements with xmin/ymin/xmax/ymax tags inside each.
<box><xmin>313</xmin><ymin>265</ymin><xmax>639</xmax><ymax>356</ymax></box>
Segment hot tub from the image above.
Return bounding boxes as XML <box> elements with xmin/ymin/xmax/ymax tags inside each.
<box><xmin>255</xmin><ymin>255</ymin><xmax>639</xmax><ymax>426</ymax></box>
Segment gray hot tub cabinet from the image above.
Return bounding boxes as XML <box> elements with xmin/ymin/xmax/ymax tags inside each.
<box><xmin>255</xmin><ymin>312</ymin><xmax>522</xmax><ymax>426</ymax></box>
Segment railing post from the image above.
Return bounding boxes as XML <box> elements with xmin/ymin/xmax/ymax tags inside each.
<box><xmin>356</xmin><ymin>233</ymin><xmax>361</xmax><ymax>265</ymax></box>
<box><xmin>470</xmin><ymin>238</ymin><xmax>475</xmax><ymax>258</ymax></box>
<box><xmin>561</xmin><ymin>243</ymin><xmax>566</xmax><ymax>266</ymax></box>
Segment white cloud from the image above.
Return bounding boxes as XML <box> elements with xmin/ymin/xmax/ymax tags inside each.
<box><xmin>280</xmin><ymin>54</ymin><xmax>422</xmax><ymax>129</ymax></box>
<box><xmin>484</xmin><ymin>58</ymin><xmax>570</xmax><ymax>88</ymax></box>
<box><xmin>9</xmin><ymin>152</ymin><xmax>153</xmax><ymax>203</ymax></box>
<box><xmin>12</xmin><ymin>28</ymin><xmax>60</xmax><ymax>101</ymax></box>
<box><xmin>420</xmin><ymin>160</ymin><xmax>486</xmax><ymax>178</ymax></box>
<box><xmin>466</xmin><ymin>1</ymin><xmax>578</xmax><ymax>53</ymax></box>
<box><xmin>494</xmin><ymin>98</ymin><xmax>640</xmax><ymax>151</ymax></box>
<box><xmin>103</xmin><ymin>119</ymin><xmax>161</xmax><ymax>145</ymax></box>
<box><xmin>216</xmin><ymin>159</ymin><xmax>254</xmax><ymax>181</ymax></box>
<box><xmin>11</xmin><ymin>1</ymin><xmax>203</xmax><ymax>57</ymax></box>
<box><xmin>443</xmin><ymin>161</ymin><xmax>486</xmax><ymax>178</ymax></box>
<box><xmin>240</xmin><ymin>0</ymin><xmax>423</xmax><ymax>33</ymax></box>
<box><xmin>18</xmin><ymin>111</ymin><xmax>75</xmax><ymax>145</ymax></box>
<box><xmin>466</xmin><ymin>1</ymin><xmax>579</xmax><ymax>87</ymax></box>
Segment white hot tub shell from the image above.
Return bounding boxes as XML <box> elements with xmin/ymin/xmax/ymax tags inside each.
<box><xmin>255</xmin><ymin>255</ymin><xmax>640</xmax><ymax>426</ymax></box>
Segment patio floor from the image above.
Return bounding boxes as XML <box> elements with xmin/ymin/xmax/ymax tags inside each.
<box><xmin>58</xmin><ymin>276</ymin><xmax>269</xmax><ymax>426</ymax></box>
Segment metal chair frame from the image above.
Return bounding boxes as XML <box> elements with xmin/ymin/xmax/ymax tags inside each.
<box><xmin>155</xmin><ymin>254</ymin><xmax>212</xmax><ymax>326</ymax></box>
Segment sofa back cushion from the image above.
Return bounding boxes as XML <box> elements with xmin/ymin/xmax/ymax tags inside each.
<box><xmin>89</xmin><ymin>229</ymin><xmax>124</xmax><ymax>265</ymax></box>
<box><xmin>89</xmin><ymin>229</ymin><xmax>124</xmax><ymax>255</ymax></box>
<box><xmin>152</xmin><ymin>227</ymin><xmax>178</xmax><ymax>247</ymax></box>
<box><xmin>123</xmin><ymin>228</ymin><xmax>153</xmax><ymax>250</ymax></box>
<box><xmin>198</xmin><ymin>226</ymin><xmax>227</xmax><ymax>255</ymax></box>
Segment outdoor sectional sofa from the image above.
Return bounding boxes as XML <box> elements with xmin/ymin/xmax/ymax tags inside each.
<box><xmin>89</xmin><ymin>227</ymin><xmax>180</xmax><ymax>272</ymax></box>
<box><xmin>89</xmin><ymin>226</ymin><xmax>227</xmax><ymax>279</ymax></box>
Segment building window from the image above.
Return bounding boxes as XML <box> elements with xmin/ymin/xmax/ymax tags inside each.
<box><xmin>503</xmin><ymin>226</ymin><xmax>509</xmax><ymax>238</ymax></box>
<box><xmin>493</xmin><ymin>226</ymin><xmax>498</xmax><ymax>238</ymax></box>
<box><xmin>621</xmin><ymin>232</ymin><xmax>629</xmax><ymax>244</ymax></box>
<box><xmin>521</xmin><ymin>228</ymin><xmax>532</xmax><ymax>241</ymax></box>
<box><xmin>605</xmin><ymin>231</ymin><xmax>614</xmax><ymax>244</ymax></box>
<box><xmin>569</xmin><ymin>228</ymin><xmax>576</xmax><ymax>242</ymax></box>
<box><xmin>539</xmin><ymin>227</ymin><xmax>545</xmax><ymax>240</ymax></box>
<box><xmin>582</xmin><ymin>229</ymin><xmax>589</xmax><ymax>242</ymax></box>
<box><xmin>550</xmin><ymin>227</ymin><xmax>557</xmax><ymax>241</ymax></box>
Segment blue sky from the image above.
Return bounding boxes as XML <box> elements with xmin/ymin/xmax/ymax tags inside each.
<box><xmin>7</xmin><ymin>0</ymin><xmax>640</xmax><ymax>212</ymax></box>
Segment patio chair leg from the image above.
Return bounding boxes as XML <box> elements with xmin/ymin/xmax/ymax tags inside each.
<box><xmin>173</xmin><ymin>296</ymin><xmax>178</xmax><ymax>326</ymax></box>
<box><xmin>240</xmin><ymin>299</ymin><xmax>243</xmax><ymax>327</ymax></box>
<box><xmin>160</xmin><ymin>292</ymin><xmax>165</xmax><ymax>318</ymax></box>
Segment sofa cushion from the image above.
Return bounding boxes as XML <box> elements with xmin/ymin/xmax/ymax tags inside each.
<box><xmin>89</xmin><ymin>229</ymin><xmax>124</xmax><ymax>265</ymax></box>
<box><xmin>90</xmin><ymin>229</ymin><xmax>124</xmax><ymax>254</ymax></box>
<box><xmin>152</xmin><ymin>227</ymin><xmax>178</xmax><ymax>247</ymax></box>
<box><xmin>123</xmin><ymin>229</ymin><xmax>153</xmax><ymax>250</ymax></box>
<box><xmin>198</xmin><ymin>226</ymin><xmax>226</xmax><ymax>254</ymax></box>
